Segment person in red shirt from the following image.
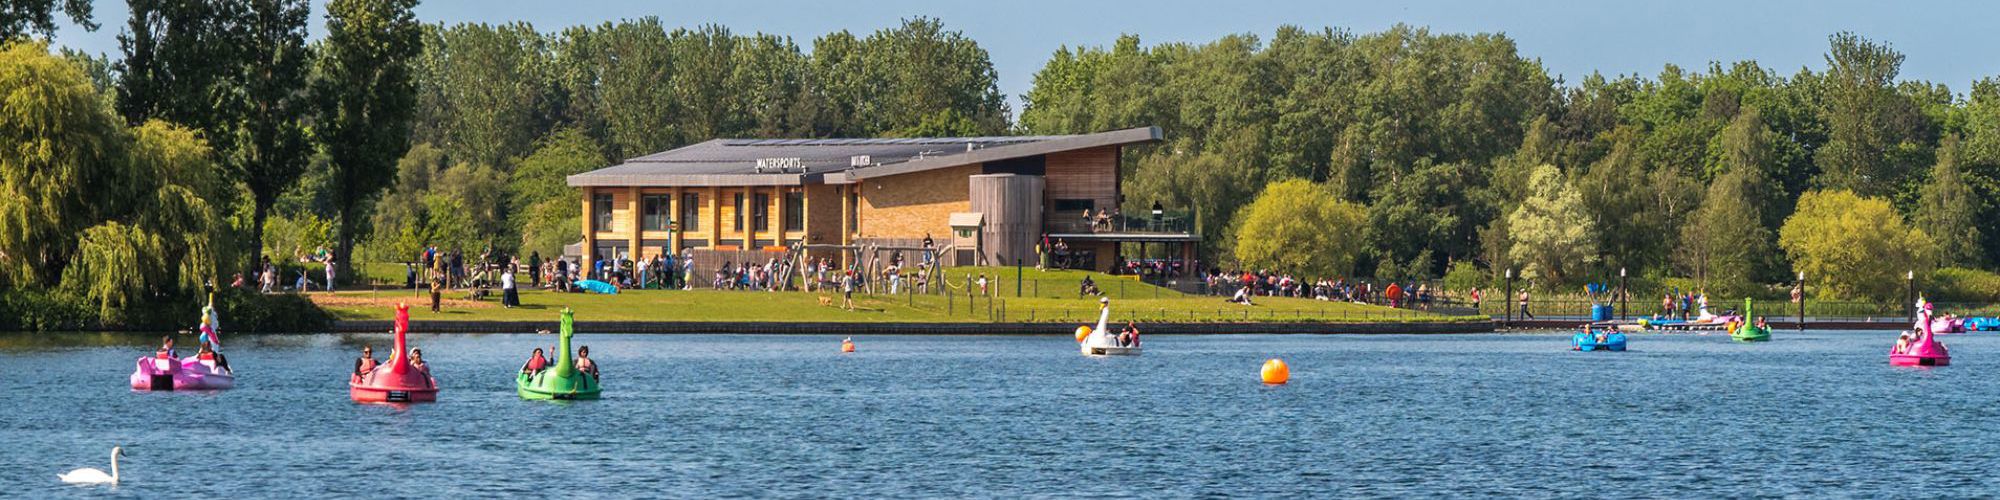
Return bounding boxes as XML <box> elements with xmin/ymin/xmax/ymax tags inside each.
<box><xmin>521</xmin><ymin>348</ymin><xmax>549</xmax><ymax>375</ymax></box>
<box><xmin>353</xmin><ymin>345</ymin><xmax>377</xmax><ymax>381</ymax></box>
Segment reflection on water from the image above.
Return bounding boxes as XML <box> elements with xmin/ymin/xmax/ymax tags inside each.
<box><xmin>3</xmin><ymin>330</ymin><xmax>1998</xmax><ymax>497</ymax></box>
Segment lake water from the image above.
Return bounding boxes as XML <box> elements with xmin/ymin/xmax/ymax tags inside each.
<box><xmin>4</xmin><ymin>330</ymin><xmax>1997</xmax><ymax>498</ymax></box>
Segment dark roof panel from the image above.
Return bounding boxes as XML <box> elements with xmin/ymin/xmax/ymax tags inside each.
<box><xmin>569</xmin><ymin>126</ymin><xmax>1161</xmax><ymax>187</ymax></box>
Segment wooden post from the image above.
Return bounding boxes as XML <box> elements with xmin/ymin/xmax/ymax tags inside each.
<box><xmin>669</xmin><ymin>187</ymin><xmax>682</xmax><ymax>255</ymax></box>
<box><xmin>626</xmin><ymin>187</ymin><xmax>641</xmax><ymax>259</ymax></box>
<box><xmin>579</xmin><ymin>187</ymin><xmax>596</xmax><ymax>268</ymax></box>
<box><xmin>707</xmin><ymin>187</ymin><xmax>721</xmax><ymax>248</ymax></box>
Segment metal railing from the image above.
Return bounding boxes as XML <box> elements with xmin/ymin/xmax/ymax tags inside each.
<box><xmin>1044</xmin><ymin>213</ymin><xmax>1192</xmax><ymax>235</ymax></box>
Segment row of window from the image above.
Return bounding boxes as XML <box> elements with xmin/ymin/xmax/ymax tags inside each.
<box><xmin>593</xmin><ymin>191</ymin><xmax>805</xmax><ymax>233</ymax></box>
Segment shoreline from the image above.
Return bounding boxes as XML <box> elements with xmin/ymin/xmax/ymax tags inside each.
<box><xmin>330</xmin><ymin>319</ymin><xmax>1500</xmax><ymax>335</ymax></box>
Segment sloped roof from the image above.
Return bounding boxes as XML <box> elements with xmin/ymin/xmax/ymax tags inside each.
<box><xmin>567</xmin><ymin>126</ymin><xmax>1161</xmax><ymax>187</ymax></box>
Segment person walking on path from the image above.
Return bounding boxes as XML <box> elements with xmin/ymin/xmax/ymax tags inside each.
<box><xmin>1518</xmin><ymin>289</ymin><xmax>1534</xmax><ymax>319</ymax></box>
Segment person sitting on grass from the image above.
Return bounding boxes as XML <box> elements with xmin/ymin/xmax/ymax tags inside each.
<box><xmin>1228</xmin><ymin>286</ymin><xmax>1255</xmax><ymax>306</ymax></box>
<box><xmin>1079</xmin><ymin>276</ymin><xmax>1100</xmax><ymax>297</ymax></box>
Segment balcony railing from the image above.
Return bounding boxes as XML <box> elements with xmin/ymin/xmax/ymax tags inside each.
<box><xmin>1044</xmin><ymin>212</ymin><xmax>1192</xmax><ymax>235</ymax></box>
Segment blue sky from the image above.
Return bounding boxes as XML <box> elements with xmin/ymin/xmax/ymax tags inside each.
<box><xmin>51</xmin><ymin>0</ymin><xmax>2000</xmax><ymax>114</ymax></box>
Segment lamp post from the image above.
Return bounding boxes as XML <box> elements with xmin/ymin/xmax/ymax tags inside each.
<box><xmin>1906</xmin><ymin>270</ymin><xmax>1916</xmax><ymax>323</ymax></box>
<box><xmin>1796</xmin><ymin>271</ymin><xmax>1806</xmax><ymax>332</ymax></box>
<box><xmin>1504</xmin><ymin>269</ymin><xmax>1515</xmax><ymax>325</ymax></box>
<box><xmin>1618</xmin><ymin>267</ymin><xmax>1628</xmax><ymax>321</ymax></box>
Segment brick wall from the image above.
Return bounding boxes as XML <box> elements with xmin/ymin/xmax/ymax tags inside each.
<box><xmin>858</xmin><ymin>164</ymin><xmax>978</xmax><ymax>240</ymax></box>
<box><xmin>803</xmin><ymin>183</ymin><xmax>844</xmax><ymax>245</ymax></box>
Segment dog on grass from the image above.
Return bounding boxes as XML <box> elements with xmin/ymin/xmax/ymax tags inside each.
<box><xmin>818</xmin><ymin>295</ymin><xmax>834</xmax><ymax>307</ymax></box>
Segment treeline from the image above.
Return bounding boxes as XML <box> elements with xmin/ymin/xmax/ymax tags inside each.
<box><xmin>1021</xmin><ymin>27</ymin><xmax>2000</xmax><ymax>300</ymax></box>
<box><xmin>332</xmin><ymin>17</ymin><xmax>1011</xmax><ymax>263</ymax></box>
<box><xmin>0</xmin><ymin>0</ymin><xmax>418</xmax><ymax>329</ymax></box>
<box><xmin>6</xmin><ymin>0</ymin><xmax>1999</xmax><ymax>317</ymax></box>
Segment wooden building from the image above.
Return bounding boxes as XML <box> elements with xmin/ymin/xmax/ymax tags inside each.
<box><xmin>565</xmin><ymin>126</ymin><xmax>1193</xmax><ymax>273</ymax></box>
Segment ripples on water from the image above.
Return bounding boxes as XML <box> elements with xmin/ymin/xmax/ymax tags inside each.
<box><xmin>4</xmin><ymin>330</ymin><xmax>1998</xmax><ymax>498</ymax></box>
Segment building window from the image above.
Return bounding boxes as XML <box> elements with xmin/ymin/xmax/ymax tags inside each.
<box><xmin>642</xmin><ymin>195</ymin><xmax>670</xmax><ymax>231</ymax></box>
<box><xmin>1054</xmin><ymin>198</ymin><xmax>1095</xmax><ymax>213</ymax></box>
<box><xmin>732</xmin><ymin>193</ymin><xmax>745</xmax><ymax>231</ymax></box>
<box><xmin>753</xmin><ymin>193</ymin><xmax>770</xmax><ymax>231</ymax></box>
<box><xmin>592</xmin><ymin>193</ymin><xmax>614</xmax><ymax>232</ymax></box>
<box><xmin>784</xmin><ymin>191</ymin><xmax>804</xmax><ymax>231</ymax></box>
<box><xmin>680</xmin><ymin>193</ymin><xmax>700</xmax><ymax>232</ymax></box>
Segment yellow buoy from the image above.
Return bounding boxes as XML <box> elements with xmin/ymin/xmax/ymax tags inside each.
<box><xmin>841</xmin><ymin>338</ymin><xmax>855</xmax><ymax>353</ymax></box>
<box><xmin>1074</xmin><ymin>325</ymin><xmax>1092</xmax><ymax>342</ymax></box>
<box><xmin>1261</xmin><ymin>358</ymin><xmax>1290</xmax><ymax>384</ymax></box>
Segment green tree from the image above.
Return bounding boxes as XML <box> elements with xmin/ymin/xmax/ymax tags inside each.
<box><xmin>314</xmin><ymin>0</ymin><xmax>422</xmax><ymax>281</ymax></box>
<box><xmin>1812</xmin><ymin>32</ymin><xmax>1930</xmax><ymax>198</ymax></box>
<box><xmin>0</xmin><ymin>0</ymin><xmax>93</xmax><ymax>40</ymax></box>
<box><xmin>1915</xmin><ymin>135</ymin><xmax>1982</xmax><ymax>267</ymax></box>
<box><xmin>1506</xmin><ymin>164</ymin><xmax>1597</xmax><ymax>284</ymax></box>
<box><xmin>365</xmin><ymin>144</ymin><xmax>494</xmax><ymax>259</ymax></box>
<box><xmin>1778</xmin><ymin>190</ymin><xmax>1933</xmax><ymax>301</ymax></box>
<box><xmin>415</xmin><ymin>21</ymin><xmax>552</xmax><ymax>167</ymax></box>
<box><xmin>66</xmin><ymin>121</ymin><xmax>228</xmax><ymax>318</ymax></box>
<box><xmin>552</xmin><ymin>18</ymin><xmax>676</xmax><ymax>160</ymax></box>
<box><xmin>1232</xmin><ymin>179</ymin><xmax>1368</xmax><ymax>277</ymax></box>
<box><xmin>237</xmin><ymin>0</ymin><xmax>313</xmax><ymax>271</ymax></box>
<box><xmin>1676</xmin><ymin>167</ymin><xmax>1773</xmax><ymax>296</ymax></box>
<box><xmin>1366</xmin><ymin>159</ymin><xmax>1492</xmax><ymax>276</ymax></box>
<box><xmin>510</xmin><ymin>128</ymin><xmax>605</xmax><ymax>256</ymax></box>
<box><xmin>0</xmin><ymin>41</ymin><xmax>126</xmax><ymax>286</ymax></box>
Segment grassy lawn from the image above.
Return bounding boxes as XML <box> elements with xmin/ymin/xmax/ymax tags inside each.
<box><xmin>319</xmin><ymin>262</ymin><xmax>1481</xmax><ymax>324</ymax></box>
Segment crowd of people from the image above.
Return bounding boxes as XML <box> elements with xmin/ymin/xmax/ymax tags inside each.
<box><xmin>1201</xmin><ymin>269</ymin><xmax>1441</xmax><ymax>310</ymax></box>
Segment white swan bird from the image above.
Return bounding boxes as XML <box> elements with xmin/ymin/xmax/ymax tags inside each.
<box><xmin>58</xmin><ymin>446</ymin><xmax>124</xmax><ymax>485</ymax></box>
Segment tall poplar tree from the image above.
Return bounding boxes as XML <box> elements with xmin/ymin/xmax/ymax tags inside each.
<box><xmin>314</xmin><ymin>0</ymin><xmax>421</xmax><ymax>281</ymax></box>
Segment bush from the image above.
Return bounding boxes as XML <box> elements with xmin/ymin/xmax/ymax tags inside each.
<box><xmin>1926</xmin><ymin>268</ymin><xmax>2000</xmax><ymax>303</ymax></box>
<box><xmin>1442</xmin><ymin>261</ymin><xmax>1485</xmax><ymax>292</ymax></box>
<box><xmin>217</xmin><ymin>290</ymin><xmax>334</xmax><ymax>332</ymax></box>
<box><xmin>0</xmin><ymin>289</ymin><xmax>97</xmax><ymax>331</ymax></box>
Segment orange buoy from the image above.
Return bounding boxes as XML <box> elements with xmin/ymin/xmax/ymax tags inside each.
<box><xmin>1261</xmin><ymin>358</ymin><xmax>1290</xmax><ymax>384</ymax></box>
<box><xmin>841</xmin><ymin>338</ymin><xmax>855</xmax><ymax>353</ymax></box>
<box><xmin>1074</xmin><ymin>325</ymin><xmax>1092</xmax><ymax>342</ymax></box>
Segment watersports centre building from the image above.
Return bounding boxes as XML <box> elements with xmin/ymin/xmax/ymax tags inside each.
<box><xmin>565</xmin><ymin>126</ymin><xmax>1197</xmax><ymax>273</ymax></box>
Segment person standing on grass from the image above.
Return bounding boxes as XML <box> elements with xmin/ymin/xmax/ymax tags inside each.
<box><xmin>429</xmin><ymin>270</ymin><xmax>444</xmax><ymax>313</ymax></box>
<box><xmin>841</xmin><ymin>269</ymin><xmax>856</xmax><ymax>311</ymax></box>
<box><xmin>320</xmin><ymin>247</ymin><xmax>336</xmax><ymax>292</ymax></box>
<box><xmin>529</xmin><ymin>251</ymin><xmax>542</xmax><ymax>288</ymax></box>
<box><xmin>501</xmin><ymin>262</ymin><xmax>519</xmax><ymax>308</ymax></box>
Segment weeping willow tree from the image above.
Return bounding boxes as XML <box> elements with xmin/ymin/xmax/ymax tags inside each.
<box><xmin>0</xmin><ymin>41</ymin><xmax>126</xmax><ymax>288</ymax></box>
<box><xmin>0</xmin><ymin>42</ymin><xmax>227</xmax><ymax>320</ymax></box>
<box><xmin>62</xmin><ymin>122</ymin><xmax>227</xmax><ymax>317</ymax></box>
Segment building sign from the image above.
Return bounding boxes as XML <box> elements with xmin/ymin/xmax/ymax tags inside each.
<box><xmin>850</xmin><ymin>155</ymin><xmax>871</xmax><ymax>167</ymax></box>
<box><xmin>756</xmin><ymin>157</ymin><xmax>803</xmax><ymax>172</ymax></box>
